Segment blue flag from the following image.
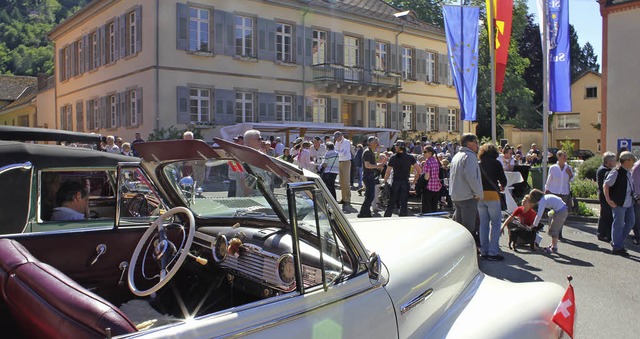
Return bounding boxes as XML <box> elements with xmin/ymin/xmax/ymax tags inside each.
<box><xmin>547</xmin><ymin>0</ymin><xmax>571</xmax><ymax>112</ymax></box>
<box><xmin>443</xmin><ymin>6</ymin><xmax>479</xmax><ymax>121</ymax></box>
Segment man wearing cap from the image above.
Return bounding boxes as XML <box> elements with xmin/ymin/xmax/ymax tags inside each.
<box><xmin>449</xmin><ymin>134</ymin><xmax>483</xmax><ymax>236</ymax></box>
<box><xmin>334</xmin><ymin>131</ymin><xmax>352</xmax><ymax>205</ymax></box>
<box><xmin>382</xmin><ymin>140</ymin><xmax>421</xmax><ymax>217</ymax></box>
<box><xmin>604</xmin><ymin>151</ymin><xmax>637</xmax><ymax>256</ymax></box>
<box><xmin>358</xmin><ymin>136</ymin><xmax>384</xmax><ymax>218</ymax></box>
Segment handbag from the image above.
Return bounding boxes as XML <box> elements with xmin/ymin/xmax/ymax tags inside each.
<box><xmin>415</xmin><ymin>173</ymin><xmax>427</xmax><ymax>198</ymax></box>
<box><xmin>479</xmin><ymin>162</ymin><xmax>508</xmax><ymax>211</ymax></box>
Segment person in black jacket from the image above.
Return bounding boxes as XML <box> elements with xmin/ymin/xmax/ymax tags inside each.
<box><xmin>477</xmin><ymin>143</ymin><xmax>508</xmax><ymax>261</ymax></box>
<box><xmin>603</xmin><ymin>151</ymin><xmax>637</xmax><ymax>256</ymax></box>
<box><xmin>596</xmin><ymin>152</ymin><xmax>617</xmax><ymax>242</ymax></box>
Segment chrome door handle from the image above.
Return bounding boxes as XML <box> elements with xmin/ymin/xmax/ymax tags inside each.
<box><xmin>89</xmin><ymin>244</ymin><xmax>107</xmax><ymax>267</ymax></box>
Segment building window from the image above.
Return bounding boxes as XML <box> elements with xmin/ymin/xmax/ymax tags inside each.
<box><xmin>107</xmin><ymin>21</ymin><xmax>116</xmax><ymax>64</ymax></box>
<box><xmin>448</xmin><ymin>108</ymin><xmax>458</xmax><ymax>132</ymax></box>
<box><xmin>129</xmin><ymin>90</ymin><xmax>138</xmax><ymax>126</ymax></box>
<box><xmin>402</xmin><ymin>47</ymin><xmax>413</xmax><ymax>80</ymax></box>
<box><xmin>128</xmin><ymin>10</ymin><xmax>137</xmax><ymax>54</ymax></box>
<box><xmin>597</xmin><ymin>111</ymin><xmax>601</xmax><ymax>124</ymax></box>
<box><xmin>276</xmin><ymin>95</ymin><xmax>293</xmax><ymax>121</ymax></box>
<box><xmin>426</xmin><ymin>52</ymin><xmax>435</xmax><ymax>82</ymax></box>
<box><xmin>235</xmin><ymin>91</ymin><xmax>254</xmax><ymax>123</ymax></box>
<box><xmin>189</xmin><ymin>88</ymin><xmax>210</xmax><ymax>123</ymax></box>
<box><xmin>312</xmin><ymin>30</ymin><xmax>327</xmax><ymax>65</ymax></box>
<box><xmin>189</xmin><ymin>7</ymin><xmax>209</xmax><ymax>52</ymax></box>
<box><xmin>586</xmin><ymin>86</ymin><xmax>597</xmax><ymax>98</ymax></box>
<box><xmin>376</xmin><ymin>102</ymin><xmax>387</xmax><ymax>128</ymax></box>
<box><xmin>91</xmin><ymin>31</ymin><xmax>98</xmax><ymax>70</ymax></box>
<box><xmin>235</xmin><ymin>16</ymin><xmax>254</xmax><ymax>57</ymax></box>
<box><xmin>276</xmin><ymin>23</ymin><xmax>293</xmax><ymax>63</ymax></box>
<box><xmin>17</xmin><ymin>115</ymin><xmax>29</xmax><ymax>127</ymax></box>
<box><xmin>93</xmin><ymin>99</ymin><xmax>99</xmax><ymax>130</ymax></box>
<box><xmin>61</xmin><ymin>105</ymin><xmax>72</xmax><ymax>131</ymax></box>
<box><xmin>313</xmin><ymin>98</ymin><xmax>327</xmax><ymax>122</ymax></box>
<box><xmin>402</xmin><ymin>104</ymin><xmax>413</xmax><ymax>131</ymax></box>
<box><xmin>344</xmin><ymin>36</ymin><xmax>360</xmax><ymax>67</ymax></box>
<box><xmin>375</xmin><ymin>42</ymin><xmax>387</xmax><ymax>71</ymax></box>
<box><xmin>62</xmin><ymin>46</ymin><xmax>70</xmax><ymax>80</ymax></box>
<box><xmin>427</xmin><ymin>106</ymin><xmax>436</xmax><ymax>131</ymax></box>
<box><xmin>76</xmin><ymin>40</ymin><xmax>83</xmax><ymax>74</ymax></box>
<box><xmin>109</xmin><ymin>95</ymin><xmax>117</xmax><ymax>128</ymax></box>
<box><xmin>556</xmin><ymin>113</ymin><xmax>580</xmax><ymax>129</ymax></box>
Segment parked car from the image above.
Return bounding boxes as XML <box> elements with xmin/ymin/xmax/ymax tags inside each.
<box><xmin>573</xmin><ymin>149</ymin><xmax>595</xmax><ymax>160</ymax></box>
<box><xmin>0</xmin><ymin>138</ymin><xmax>566</xmax><ymax>338</ymax></box>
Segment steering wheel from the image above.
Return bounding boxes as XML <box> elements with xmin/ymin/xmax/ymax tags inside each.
<box><xmin>126</xmin><ymin>193</ymin><xmax>150</xmax><ymax>217</ymax></box>
<box><xmin>128</xmin><ymin>206</ymin><xmax>196</xmax><ymax>296</ymax></box>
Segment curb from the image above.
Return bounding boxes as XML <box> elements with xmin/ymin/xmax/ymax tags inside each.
<box><xmin>566</xmin><ymin>215</ymin><xmax>599</xmax><ymax>223</ymax></box>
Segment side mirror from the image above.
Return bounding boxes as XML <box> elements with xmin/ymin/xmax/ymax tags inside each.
<box><xmin>368</xmin><ymin>252</ymin><xmax>381</xmax><ymax>281</ymax></box>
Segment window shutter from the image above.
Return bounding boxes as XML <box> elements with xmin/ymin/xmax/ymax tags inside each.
<box><xmin>99</xmin><ymin>25</ymin><xmax>106</xmax><ymax>67</ymax></box>
<box><xmin>69</xmin><ymin>43</ymin><xmax>76</xmax><ymax>77</ymax></box>
<box><xmin>177</xmin><ymin>86</ymin><xmax>190</xmax><ymax>124</ymax></box>
<box><xmin>416</xmin><ymin>49</ymin><xmax>427</xmax><ymax>82</ymax></box>
<box><xmin>304</xmin><ymin>96</ymin><xmax>313</xmax><ymax>121</ymax></box>
<box><xmin>135</xmin><ymin>6</ymin><xmax>142</xmax><ymax>53</ymax></box>
<box><xmin>224</xmin><ymin>12</ymin><xmax>235</xmax><ymax>56</ymax></box>
<box><xmin>82</xmin><ymin>35</ymin><xmax>89</xmax><ymax>73</ymax></box>
<box><xmin>136</xmin><ymin>87</ymin><xmax>143</xmax><ymax>125</ymax></box>
<box><xmin>438</xmin><ymin>107</ymin><xmax>448</xmax><ymax>132</ymax></box>
<box><xmin>114</xmin><ymin>94</ymin><xmax>120</xmax><ymax>127</ymax></box>
<box><xmin>76</xmin><ymin>101</ymin><xmax>83</xmax><ymax>132</ymax></box>
<box><xmin>85</xmin><ymin>100</ymin><xmax>91</xmax><ymax>131</ymax></box>
<box><xmin>296</xmin><ymin>25</ymin><xmax>304</xmax><ymax>64</ymax></box>
<box><xmin>119</xmin><ymin>14</ymin><xmax>126</xmax><ymax>57</ymax></box>
<box><xmin>368</xmin><ymin>101</ymin><xmax>376</xmax><ymax>128</ymax></box>
<box><xmin>330</xmin><ymin>98</ymin><xmax>339</xmax><ymax>123</ymax></box>
<box><xmin>58</xmin><ymin>49</ymin><xmax>64</xmax><ymax>81</ymax></box>
<box><xmin>389</xmin><ymin>44</ymin><xmax>398</xmax><ymax>72</ymax></box>
<box><xmin>208</xmin><ymin>9</ymin><xmax>214</xmax><ymax>53</ymax></box>
<box><xmin>100</xmin><ymin>96</ymin><xmax>107</xmax><ymax>129</ymax></box>
<box><xmin>216</xmin><ymin>92</ymin><xmax>226</xmax><ymax>123</ymax></box>
<box><xmin>296</xmin><ymin>95</ymin><xmax>305</xmax><ymax>121</ymax></box>
<box><xmin>267</xmin><ymin>20</ymin><xmax>276</xmax><ymax>56</ymax></box>
<box><xmin>389</xmin><ymin>103</ymin><xmax>399</xmax><ymax>130</ymax></box>
<box><xmin>416</xmin><ymin>105</ymin><xmax>427</xmax><ymax>132</ymax></box>
<box><xmin>214</xmin><ymin>10</ymin><xmax>225</xmax><ymax>54</ymax></box>
<box><xmin>59</xmin><ymin>107</ymin><xmax>64</xmax><ymax>130</ymax></box>
<box><xmin>304</xmin><ymin>26</ymin><xmax>313</xmax><ymax>66</ymax></box>
<box><xmin>363</xmin><ymin>39</ymin><xmax>372</xmax><ymax>83</ymax></box>
<box><xmin>176</xmin><ymin>3</ymin><xmax>189</xmax><ymax>50</ymax></box>
<box><xmin>113</xmin><ymin>17</ymin><xmax>120</xmax><ymax>61</ymax></box>
<box><xmin>438</xmin><ymin>53</ymin><xmax>449</xmax><ymax>84</ymax></box>
<box><xmin>120</xmin><ymin>92</ymin><xmax>128</xmax><ymax>127</ymax></box>
<box><xmin>213</xmin><ymin>89</ymin><xmax>235</xmax><ymax>125</ymax></box>
<box><xmin>257</xmin><ymin>18</ymin><xmax>269</xmax><ymax>60</ymax></box>
<box><xmin>334</xmin><ymin>32</ymin><xmax>344</xmax><ymax>65</ymax></box>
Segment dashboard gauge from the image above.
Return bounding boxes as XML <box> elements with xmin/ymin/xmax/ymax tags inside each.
<box><xmin>213</xmin><ymin>235</ymin><xmax>228</xmax><ymax>263</ymax></box>
<box><xmin>277</xmin><ymin>254</ymin><xmax>295</xmax><ymax>285</ymax></box>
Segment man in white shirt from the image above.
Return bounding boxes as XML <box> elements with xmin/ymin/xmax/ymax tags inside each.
<box><xmin>274</xmin><ymin>137</ymin><xmax>285</xmax><ymax>157</ymax></box>
<box><xmin>104</xmin><ymin>135</ymin><xmax>120</xmax><ymax>154</ymax></box>
<box><xmin>333</xmin><ymin>131</ymin><xmax>352</xmax><ymax>205</ymax></box>
<box><xmin>545</xmin><ymin>150</ymin><xmax>574</xmax><ymax>209</ymax></box>
<box><xmin>309</xmin><ymin>137</ymin><xmax>327</xmax><ymax>163</ymax></box>
<box><xmin>51</xmin><ymin>181</ymin><xmax>89</xmax><ymax>221</ymax></box>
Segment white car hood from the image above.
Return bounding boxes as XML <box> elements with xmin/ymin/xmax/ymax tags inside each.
<box><xmin>351</xmin><ymin>216</ymin><xmax>479</xmax><ymax>338</ymax></box>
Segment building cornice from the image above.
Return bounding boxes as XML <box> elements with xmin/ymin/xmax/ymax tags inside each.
<box><xmin>599</xmin><ymin>0</ymin><xmax>640</xmax><ymax>16</ymax></box>
<box><xmin>48</xmin><ymin>0</ymin><xmax>118</xmax><ymax>41</ymax></box>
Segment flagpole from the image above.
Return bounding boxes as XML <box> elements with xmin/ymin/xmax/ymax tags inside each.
<box><xmin>489</xmin><ymin>0</ymin><xmax>497</xmax><ymax>142</ymax></box>
<box><xmin>542</xmin><ymin>0</ymin><xmax>549</xmax><ymax>186</ymax></box>
<box><xmin>460</xmin><ymin>1</ymin><xmax>465</xmax><ymax>138</ymax></box>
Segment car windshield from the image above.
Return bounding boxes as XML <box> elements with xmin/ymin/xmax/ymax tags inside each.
<box><xmin>161</xmin><ymin>157</ymin><xmax>310</xmax><ymax>222</ymax></box>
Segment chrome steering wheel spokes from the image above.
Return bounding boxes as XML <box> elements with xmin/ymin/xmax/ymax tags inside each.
<box><xmin>128</xmin><ymin>206</ymin><xmax>195</xmax><ymax>296</ymax></box>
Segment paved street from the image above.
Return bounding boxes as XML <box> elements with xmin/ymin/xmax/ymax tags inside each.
<box><xmin>337</xmin><ymin>186</ymin><xmax>639</xmax><ymax>338</ymax></box>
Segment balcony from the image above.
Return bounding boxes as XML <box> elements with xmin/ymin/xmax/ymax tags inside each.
<box><xmin>312</xmin><ymin>64</ymin><xmax>401</xmax><ymax>98</ymax></box>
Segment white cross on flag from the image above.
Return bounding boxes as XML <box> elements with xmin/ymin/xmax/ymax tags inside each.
<box><xmin>552</xmin><ymin>284</ymin><xmax>576</xmax><ymax>338</ymax></box>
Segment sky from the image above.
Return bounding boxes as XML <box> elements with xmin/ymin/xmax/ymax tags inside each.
<box><xmin>526</xmin><ymin>0</ymin><xmax>603</xmax><ymax>69</ymax></box>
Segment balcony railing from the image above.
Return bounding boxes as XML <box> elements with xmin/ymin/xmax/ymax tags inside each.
<box><xmin>312</xmin><ymin>64</ymin><xmax>401</xmax><ymax>98</ymax></box>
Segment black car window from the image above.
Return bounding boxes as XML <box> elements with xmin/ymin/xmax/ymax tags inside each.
<box><xmin>0</xmin><ymin>163</ymin><xmax>32</xmax><ymax>234</ymax></box>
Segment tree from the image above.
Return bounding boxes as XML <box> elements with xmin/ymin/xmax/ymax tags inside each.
<box><xmin>580</xmin><ymin>42</ymin><xmax>599</xmax><ymax>73</ymax></box>
<box><xmin>384</xmin><ymin>0</ymin><xmax>451</xmax><ymax>28</ymax></box>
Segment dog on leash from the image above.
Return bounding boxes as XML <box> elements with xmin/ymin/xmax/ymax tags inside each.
<box><xmin>506</xmin><ymin>219</ymin><xmax>544</xmax><ymax>251</ymax></box>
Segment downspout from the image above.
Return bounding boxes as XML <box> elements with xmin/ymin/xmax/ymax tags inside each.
<box><xmin>301</xmin><ymin>5</ymin><xmax>310</xmax><ymax>122</ymax></box>
<box><xmin>155</xmin><ymin>0</ymin><xmax>160</xmax><ymax>131</ymax></box>
<box><xmin>395</xmin><ymin>24</ymin><xmax>404</xmax><ymax>131</ymax></box>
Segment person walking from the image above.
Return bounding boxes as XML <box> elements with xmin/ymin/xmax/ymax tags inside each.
<box><xmin>545</xmin><ymin>150</ymin><xmax>574</xmax><ymax>210</ymax></box>
<box><xmin>477</xmin><ymin>143</ymin><xmax>508</xmax><ymax>260</ymax></box>
<box><xmin>382</xmin><ymin>140</ymin><xmax>421</xmax><ymax>217</ymax></box>
<box><xmin>353</xmin><ymin>144</ymin><xmax>364</xmax><ymax>189</ymax></box>
<box><xmin>603</xmin><ymin>151</ymin><xmax>637</xmax><ymax>256</ymax></box>
<box><xmin>358</xmin><ymin>137</ymin><xmax>384</xmax><ymax>218</ymax></box>
<box><xmin>596</xmin><ymin>152</ymin><xmax>617</xmax><ymax>242</ymax></box>
<box><xmin>449</xmin><ymin>134</ymin><xmax>483</xmax><ymax>236</ymax></box>
<box><xmin>631</xmin><ymin>157</ymin><xmax>640</xmax><ymax>245</ymax></box>
<box><xmin>320</xmin><ymin>142</ymin><xmax>340</xmax><ymax>200</ymax></box>
<box><xmin>420</xmin><ymin>146</ymin><xmax>442</xmax><ymax>214</ymax></box>
<box><xmin>529</xmin><ymin>189</ymin><xmax>568</xmax><ymax>254</ymax></box>
<box><xmin>333</xmin><ymin>131</ymin><xmax>352</xmax><ymax>206</ymax></box>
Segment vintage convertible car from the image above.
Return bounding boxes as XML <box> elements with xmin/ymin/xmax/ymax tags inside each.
<box><xmin>0</xmin><ymin>138</ymin><xmax>565</xmax><ymax>338</ymax></box>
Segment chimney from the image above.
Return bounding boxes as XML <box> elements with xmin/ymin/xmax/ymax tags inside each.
<box><xmin>37</xmin><ymin>73</ymin><xmax>48</xmax><ymax>91</ymax></box>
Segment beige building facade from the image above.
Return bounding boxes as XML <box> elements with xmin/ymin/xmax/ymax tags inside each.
<box><xmin>599</xmin><ymin>0</ymin><xmax>640</xmax><ymax>153</ymax></box>
<box><xmin>48</xmin><ymin>0</ymin><xmax>461</xmax><ymax>143</ymax></box>
<box><xmin>551</xmin><ymin>71</ymin><xmax>602</xmax><ymax>153</ymax></box>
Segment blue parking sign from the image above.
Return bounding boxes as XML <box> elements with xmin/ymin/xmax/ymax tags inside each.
<box><xmin>618</xmin><ymin>138</ymin><xmax>632</xmax><ymax>151</ymax></box>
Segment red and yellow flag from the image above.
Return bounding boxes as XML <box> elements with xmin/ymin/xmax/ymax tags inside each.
<box><xmin>486</xmin><ymin>0</ymin><xmax>513</xmax><ymax>93</ymax></box>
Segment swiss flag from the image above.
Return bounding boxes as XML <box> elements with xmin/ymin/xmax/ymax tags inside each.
<box><xmin>552</xmin><ymin>284</ymin><xmax>576</xmax><ymax>338</ymax></box>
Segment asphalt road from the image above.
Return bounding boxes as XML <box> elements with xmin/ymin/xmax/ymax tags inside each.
<box><xmin>338</xmin><ymin>186</ymin><xmax>639</xmax><ymax>339</ymax></box>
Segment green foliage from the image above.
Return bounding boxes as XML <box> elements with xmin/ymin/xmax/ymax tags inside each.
<box><xmin>570</xmin><ymin>178</ymin><xmax>598</xmax><ymax>199</ymax></box>
<box><xmin>578</xmin><ymin>155</ymin><xmax>602</xmax><ymax>180</ymax></box>
<box><xmin>560</xmin><ymin>139</ymin><xmax>575</xmax><ymax>156</ymax></box>
<box><xmin>147</xmin><ymin>127</ymin><xmax>204</xmax><ymax>141</ymax></box>
<box><xmin>0</xmin><ymin>0</ymin><xmax>89</xmax><ymax>76</ymax></box>
<box><xmin>576</xmin><ymin>201</ymin><xmax>595</xmax><ymax>217</ymax></box>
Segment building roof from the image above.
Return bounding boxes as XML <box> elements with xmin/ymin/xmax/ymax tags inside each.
<box><xmin>571</xmin><ymin>70</ymin><xmax>601</xmax><ymax>85</ymax></box>
<box><xmin>605</xmin><ymin>0</ymin><xmax>640</xmax><ymax>6</ymax></box>
<box><xmin>0</xmin><ymin>75</ymin><xmax>37</xmax><ymax>101</ymax></box>
<box><xmin>0</xmin><ymin>86</ymin><xmax>37</xmax><ymax>111</ymax></box>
